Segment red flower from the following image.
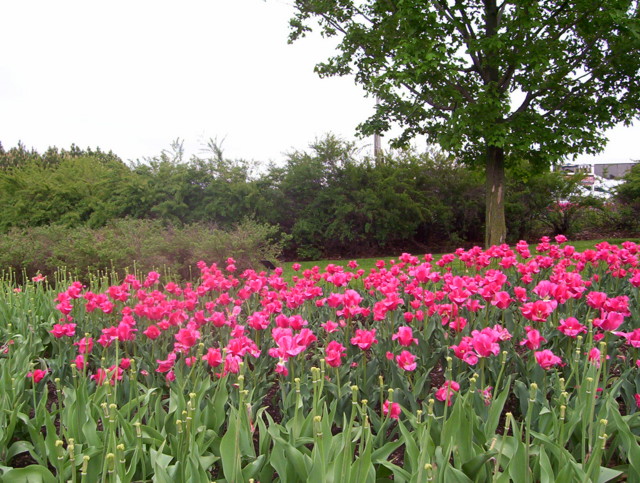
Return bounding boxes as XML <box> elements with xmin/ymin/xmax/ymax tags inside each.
<box><xmin>203</xmin><ymin>348</ymin><xmax>223</xmax><ymax>367</ymax></box>
<box><xmin>325</xmin><ymin>341</ymin><xmax>347</xmax><ymax>367</ymax></box>
<box><xmin>156</xmin><ymin>352</ymin><xmax>177</xmax><ymax>373</ymax></box>
<box><xmin>90</xmin><ymin>368</ymin><xmax>109</xmax><ymax>385</ymax></box>
<box><xmin>32</xmin><ymin>273</ymin><xmax>46</xmax><ymax>283</ymax></box>
<box><xmin>534</xmin><ymin>349</ymin><xmax>563</xmax><ymax>370</ymax></box>
<box><xmin>143</xmin><ymin>325</ymin><xmax>161</xmax><ymax>340</ymax></box>
<box><xmin>557</xmin><ymin>317</ymin><xmax>587</xmax><ymax>337</ymax></box>
<box><xmin>27</xmin><ymin>369</ymin><xmax>47</xmax><ymax>383</ymax></box>
<box><xmin>174</xmin><ymin>326</ymin><xmax>200</xmax><ymax>351</ymax></box>
<box><xmin>491</xmin><ymin>291</ymin><xmax>512</xmax><ymax>309</ymax></box>
<box><xmin>383</xmin><ymin>400</ymin><xmax>401</xmax><ymax>419</ymax></box>
<box><xmin>50</xmin><ymin>323</ymin><xmax>76</xmax><ymax>338</ymax></box>
<box><xmin>471</xmin><ymin>328</ymin><xmax>500</xmax><ymax>357</ymax></box>
<box><xmin>593</xmin><ymin>312</ymin><xmax>624</xmax><ymax>332</ymax></box>
<box><xmin>586</xmin><ymin>291</ymin><xmax>608</xmax><ymax>310</ymax></box>
<box><xmin>74</xmin><ymin>336</ymin><xmax>93</xmax><ymax>354</ymax></box>
<box><xmin>396</xmin><ymin>350</ymin><xmax>417</xmax><ymax>371</ymax></box>
<box><xmin>321</xmin><ymin>320</ymin><xmax>339</xmax><ymax>334</ymax></box>
<box><xmin>275</xmin><ymin>360</ymin><xmax>288</xmax><ymax>376</ymax></box>
<box><xmin>588</xmin><ymin>348</ymin><xmax>602</xmax><ymax>367</ymax></box>
<box><xmin>555</xmin><ymin>234</ymin><xmax>567</xmax><ymax>243</ymax></box>
<box><xmin>392</xmin><ymin>326</ymin><xmax>418</xmax><ymax>347</ymax></box>
<box><xmin>73</xmin><ymin>354</ymin><xmax>86</xmax><ymax>370</ymax></box>
<box><xmin>519</xmin><ymin>326</ymin><xmax>546</xmax><ymax>350</ymax></box>
<box><xmin>350</xmin><ymin>329</ymin><xmax>378</xmax><ymax>350</ymax></box>
<box><xmin>520</xmin><ymin>300</ymin><xmax>557</xmax><ymax>322</ymax></box>
<box><xmin>436</xmin><ymin>380</ymin><xmax>460</xmax><ymax>406</ymax></box>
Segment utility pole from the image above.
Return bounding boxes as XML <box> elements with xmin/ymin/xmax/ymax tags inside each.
<box><xmin>373</xmin><ymin>97</ymin><xmax>382</xmax><ymax>161</ymax></box>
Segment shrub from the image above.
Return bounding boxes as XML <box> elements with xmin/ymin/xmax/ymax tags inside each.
<box><xmin>0</xmin><ymin>218</ymin><xmax>288</xmax><ymax>283</ymax></box>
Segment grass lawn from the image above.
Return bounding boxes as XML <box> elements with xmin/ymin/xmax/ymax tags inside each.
<box><xmin>279</xmin><ymin>237</ymin><xmax>640</xmax><ymax>280</ymax></box>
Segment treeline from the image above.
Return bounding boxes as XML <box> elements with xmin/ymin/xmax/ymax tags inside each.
<box><xmin>0</xmin><ymin>136</ymin><xmax>627</xmax><ymax>263</ymax></box>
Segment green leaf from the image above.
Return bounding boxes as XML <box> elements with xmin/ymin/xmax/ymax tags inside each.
<box><xmin>213</xmin><ymin>381</ymin><xmax>229</xmax><ymax>432</ymax></box>
<box><xmin>0</xmin><ymin>465</ymin><xmax>56</xmax><ymax>483</ymax></box>
<box><xmin>397</xmin><ymin>419</ymin><xmax>419</xmax><ymax>474</ymax></box>
<box><xmin>371</xmin><ymin>440</ymin><xmax>404</xmax><ymax>462</ymax></box>
<box><xmin>141</xmin><ymin>424</ymin><xmax>166</xmax><ymax>445</ymax></box>
<box><xmin>185</xmin><ymin>453</ymin><xmax>210</xmax><ymax>483</ymax></box>
<box><xmin>443</xmin><ymin>465</ymin><xmax>473</xmax><ymax>482</ymax></box>
<box><xmin>607</xmin><ymin>400</ymin><xmax>640</xmax><ymax>480</ymax></box>
<box><xmin>5</xmin><ymin>441</ymin><xmax>34</xmax><ymax>461</ymax></box>
<box><xmin>220</xmin><ymin>414</ymin><xmax>241</xmax><ymax>483</ymax></box>
<box><xmin>150</xmin><ymin>444</ymin><xmax>173</xmax><ymax>471</ymax></box>
<box><xmin>242</xmin><ymin>454</ymin><xmax>266</xmax><ymax>481</ymax></box>
<box><xmin>285</xmin><ymin>443</ymin><xmax>312</xmax><ymax>479</ymax></box>
<box><xmin>597</xmin><ymin>466</ymin><xmax>624</xmax><ymax>483</ymax></box>
<box><xmin>269</xmin><ymin>439</ymin><xmax>289</xmax><ymax>482</ymax></box>
<box><xmin>506</xmin><ymin>436</ymin><xmax>528</xmax><ymax>483</ymax></box>
<box><xmin>485</xmin><ymin>378</ymin><xmax>511</xmax><ymax>439</ymax></box>
<box><xmin>537</xmin><ymin>446</ymin><xmax>554</xmax><ymax>483</ymax></box>
<box><xmin>374</xmin><ymin>460</ymin><xmax>411</xmax><ymax>483</ymax></box>
<box><xmin>350</xmin><ymin>431</ymin><xmax>374</xmax><ymax>483</ymax></box>
<box><xmin>461</xmin><ymin>452</ymin><xmax>495</xmax><ymax>480</ymax></box>
<box><xmin>81</xmin><ymin>417</ymin><xmax>101</xmax><ymax>447</ymax></box>
<box><xmin>198</xmin><ymin>453</ymin><xmax>219</xmax><ymax>471</ymax></box>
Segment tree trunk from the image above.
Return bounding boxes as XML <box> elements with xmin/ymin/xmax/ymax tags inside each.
<box><xmin>485</xmin><ymin>145</ymin><xmax>506</xmax><ymax>247</ymax></box>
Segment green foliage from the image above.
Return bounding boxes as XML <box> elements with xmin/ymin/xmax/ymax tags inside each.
<box><xmin>617</xmin><ymin>163</ymin><xmax>640</xmax><ymax>205</ymax></box>
<box><xmin>0</xmin><ymin>155</ymin><xmax>133</xmax><ymax>231</ymax></box>
<box><xmin>272</xmin><ymin>136</ymin><xmax>486</xmax><ymax>258</ymax></box>
<box><xmin>0</xmin><ymin>218</ymin><xmax>288</xmax><ymax>283</ymax></box>
<box><xmin>0</xmin><ymin>138</ymin><xmax>630</xmax><ymax>261</ymax></box>
<box><xmin>0</xmin><ymin>141</ymin><xmax>123</xmax><ymax>170</ymax></box>
<box><xmin>2</xmin><ymin>241</ymin><xmax>640</xmax><ymax>479</ymax></box>
<box><xmin>505</xmin><ymin>165</ymin><xmax>599</xmax><ymax>240</ymax></box>
<box><xmin>289</xmin><ymin>0</ymin><xmax>640</xmax><ymax>244</ymax></box>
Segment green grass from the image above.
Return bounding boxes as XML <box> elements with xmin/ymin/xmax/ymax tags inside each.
<box><xmin>279</xmin><ymin>237</ymin><xmax>640</xmax><ymax>280</ymax></box>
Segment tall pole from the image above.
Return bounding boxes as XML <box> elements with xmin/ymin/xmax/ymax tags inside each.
<box><xmin>373</xmin><ymin>97</ymin><xmax>382</xmax><ymax>161</ymax></box>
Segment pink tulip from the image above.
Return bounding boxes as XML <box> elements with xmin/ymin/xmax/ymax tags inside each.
<box><xmin>557</xmin><ymin>317</ymin><xmax>586</xmax><ymax>337</ymax></box>
<box><xmin>27</xmin><ymin>369</ymin><xmax>47</xmax><ymax>383</ymax></box>
<box><xmin>325</xmin><ymin>341</ymin><xmax>347</xmax><ymax>367</ymax></box>
<box><xmin>535</xmin><ymin>350</ymin><xmax>563</xmax><ymax>370</ymax></box>
<box><xmin>392</xmin><ymin>326</ymin><xmax>418</xmax><ymax>347</ymax></box>
<box><xmin>396</xmin><ymin>350</ymin><xmax>417</xmax><ymax>371</ymax></box>
<box><xmin>383</xmin><ymin>400</ymin><xmax>401</xmax><ymax>419</ymax></box>
<box><xmin>350</xmin><ymin>329</ymin><xmax>378</xmax><ymax>350</ymax></box>
<box><xmin>436</xmin><ymin>380</ymin><xmax>460</xmax><ymax>406</ymax></box>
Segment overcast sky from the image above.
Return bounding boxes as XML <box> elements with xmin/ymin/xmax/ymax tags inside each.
<box><xmin>1</xmin><ymin>0</ymin><xmax>638</xmax><ymax>166</ymax></box>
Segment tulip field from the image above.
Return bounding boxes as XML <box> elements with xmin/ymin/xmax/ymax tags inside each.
<box><xmin>2</xmin><ymin>236</ymin><xmax>640</xmax><ymax>482</ymax></box>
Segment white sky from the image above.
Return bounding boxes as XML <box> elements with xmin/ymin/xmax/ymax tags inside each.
<box><xmin>1</xmin><ymin>0</ymin><xmax>638</xmax><ymax>166</ymax></box>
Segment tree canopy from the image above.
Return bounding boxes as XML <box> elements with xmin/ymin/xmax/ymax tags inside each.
<box><xmin>289</xmin><ymin>0</ymin><xmax>640</xmax><ymax>245</ymax></box>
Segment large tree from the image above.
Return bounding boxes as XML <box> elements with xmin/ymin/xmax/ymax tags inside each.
<box><xmin>289</xmin><ymin>0</ymin><xmax>640</xmax><ymax>246</ymax></box>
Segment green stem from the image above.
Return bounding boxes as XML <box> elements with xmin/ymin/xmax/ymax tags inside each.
<box><xmin>524</xmin><ymin>384</ymin><xmax>537</xmax><ymax>483</ymax></box>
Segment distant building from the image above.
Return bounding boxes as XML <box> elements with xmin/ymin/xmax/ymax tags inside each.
<box><xmin>593</xmin><ymin>163</ymin><xmax>637</xmax><ymax>179</ymax></box>
<box><xmin>558</xmin><ymin>161</ymin><xmax>637</xmax><ymax>179</ymax></box>
<box><xmin>555</xmin><ymin>161</ymin><xmax>632</xmax><ymax>199</ymax></box>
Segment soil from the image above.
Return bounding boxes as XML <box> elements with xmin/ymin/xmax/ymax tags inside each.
<box><xmin>10</xmin><ymin>381</ymin><xmax>60</xmax><ymax>469</ymax></box>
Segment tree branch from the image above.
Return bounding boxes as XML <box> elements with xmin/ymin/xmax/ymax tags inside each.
<box><xmin>435</xmin><ymin>0</ymin><xmax>485</xmax><ymax>78</ymax></box>
<box><xmin>400</xmin><ymin>81</ymin><xmax>457</xmax><ymax>111</ymax></box>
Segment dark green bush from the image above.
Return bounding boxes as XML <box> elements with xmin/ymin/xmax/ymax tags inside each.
<box><xmin>2</xmin><ymin>139</ymin><xmax>631</xmax><ymax>261</ymax></box>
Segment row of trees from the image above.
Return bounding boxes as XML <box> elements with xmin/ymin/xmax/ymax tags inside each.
<box><xmin>0</xmin><ymin>136</ymin><xmax>622</xmax><ymax>259</ymax></box>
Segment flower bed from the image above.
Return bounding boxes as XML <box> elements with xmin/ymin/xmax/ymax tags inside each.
<box><xmin>2</xmin><ymin>236</ymin><xmax>640</xmax><ymax>481</ymax></box>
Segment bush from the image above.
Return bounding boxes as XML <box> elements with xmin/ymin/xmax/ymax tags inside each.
<box><xmin>505</xmin><ymin>164</ymin><xmax>604</xmax><ymax>240</ymax></box>
<box><xmin>0</xmin><ymin>218</ymin><xmax>289</xmax><ymax>283</ymax></box>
